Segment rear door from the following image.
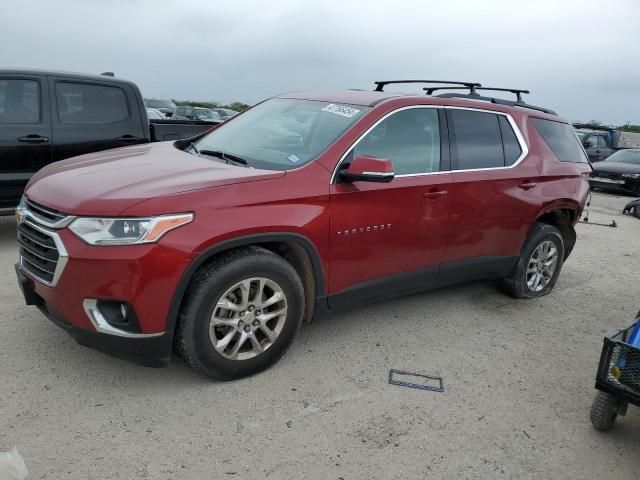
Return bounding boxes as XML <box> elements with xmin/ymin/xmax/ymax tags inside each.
<box><xmin>49</xmin><ymin>77</ymin><xmax>146</xmax><ymax>162</ymax></box>
<box><xmin>329</xmin><ymin>106</ymin><xmax>453</xmax><ymax>303</ymax></box>
<box><xmin>442</xmin><ymin>108</ymin><xmax>536</xmax><ymax>272</ymax></box>
<box><xmin>0</xmin><ymin>75</ymin><xmax>51</xmax><ymax>209</ymax></box>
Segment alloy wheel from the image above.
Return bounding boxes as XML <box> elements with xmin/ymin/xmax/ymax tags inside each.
<box><xmin>209</xmin><ymin>277</ymin><xmax>288</xmax><ymax>360</ymax></box>
<box><xmin>526</xmin><ymin>240</ymin><xmax>558</xmax><ymax>292</ymax></box>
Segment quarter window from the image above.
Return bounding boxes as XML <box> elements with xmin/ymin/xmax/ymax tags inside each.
<box><xmin>449</xmin><ymin>109</ymin><xmax>504</xmax><ymax>170</ymax></box>
<box><xmin>56</xmin><ymin>82</ymin><xmax>129</xmax><ymax>124</ymax></box>
<box><xmin>0</xmin><ymin>79</ymin><xmax>40</xmax><ymax>124</ymax></box>
<box><xmin>352</xmin><ymin>108</ymin><xmax>441</xmax><ymax>175</ymax></box>
<box><xmin>531</xmin><ymin>118</ymin><xmax>589</xmax><ymax>163</ymax></box>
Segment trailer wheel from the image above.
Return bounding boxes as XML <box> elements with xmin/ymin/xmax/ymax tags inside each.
<box><xmin>590</xmin><ymin>391</ymin><xmax>618</xmax><ymax>431</ymax></box>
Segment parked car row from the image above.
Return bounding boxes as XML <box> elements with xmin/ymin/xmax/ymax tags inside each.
<box><xmin>143</xmin><ymin>99</ymin><xmax>239</xmax><ymax>122</ymax></box>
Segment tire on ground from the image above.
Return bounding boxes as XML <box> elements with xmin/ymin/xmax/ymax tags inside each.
<box><xmin>499</xmin><ymin>222</ymin><xmax>565</xmax><ymax>299</ymax></box>
<box><xmin>590</xmin><ymin>391</ymin><xmax>618</xmax><ymax>431</ymax></box>
<box><xmin>176</xmin><ymin>246</ymin><xmax>305</xmax><ymax>380</ymax></box>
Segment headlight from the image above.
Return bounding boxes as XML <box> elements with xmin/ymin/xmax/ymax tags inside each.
<box><xmin>69</xmin><ymin>213</ymin><xmax>193</xmax><ymax>245</ymax></box>
<box><xmin>622</xmin><ymin>173</ymin><xmax>640</xmax><ymax>179</ymax></box>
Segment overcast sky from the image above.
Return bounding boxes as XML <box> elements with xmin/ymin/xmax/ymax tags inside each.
<box><xmin>2</xmin><ymin>0</ymin><xmax>639</xmax><ymax>124</ymax></box>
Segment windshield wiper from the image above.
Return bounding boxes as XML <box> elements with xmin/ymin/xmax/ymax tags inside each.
<box><xmin>198</xmin><ymin>149</ymin><xmax>250</xmax><ymax>166</ymax></box>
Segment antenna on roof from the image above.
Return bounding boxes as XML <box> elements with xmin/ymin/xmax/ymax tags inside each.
<box><xmin>374</xmin><ymin>80</ymin><xmax>481</xmax><ymax>93</ymax></box>
<box><xmin>100</xmin><ymin>71</ymin><xmax>115</xmax><ymax>77</ymax></box>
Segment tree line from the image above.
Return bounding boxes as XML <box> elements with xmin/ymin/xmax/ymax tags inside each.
<box><xmin>584</xmin><ymin>120</ymin><xmax>640</xmax><ymax>133</ymax></box>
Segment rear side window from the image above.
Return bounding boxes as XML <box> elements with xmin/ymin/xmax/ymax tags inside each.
<box><xmin>56</xmin><ymin>82</ymin><xmax>129</xmax><ymax>124</ymax></box>
<box><xmin>449</xmin><ymin>110</ymin><xmax>504</xmax><ymax>170</ymax></box>
<box><xmin>531</xmin><ymin>118</ymin><xmax>589</xmax><ymax>163</ymax></box>
<box><xmin>0</xmin><ymin>79</ymin><xmax>40</xmax><ymax>124</ymax></box>
<box><xmin>498</xmin><ymin>116</ymin><xmax>522</xmax><ymax>166</ymax></box>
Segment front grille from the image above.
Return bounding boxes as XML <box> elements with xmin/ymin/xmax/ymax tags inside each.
<box><xmin>25</xmin><ymin>199</ymin><xmax>68</xmax><ymax>225</ymax></box>
<box><xmin>17</xmin><ymin>221</ymin><xmax>60</xmax><ymax>284</ymax></box>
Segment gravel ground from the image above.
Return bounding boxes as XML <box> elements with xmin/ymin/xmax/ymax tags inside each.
<box><xmin>1</xmin><ymin>192</ymin><xmax>639</xmax><ymax>479</ymax></box>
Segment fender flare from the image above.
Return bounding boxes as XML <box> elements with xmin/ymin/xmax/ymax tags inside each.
<box><xmin>528</xmin><ymin>202</ymin><xmax>579</xmax><ymax>259</ymax></box>
<box><xmin>164</xmin><ymin>232</ymin><xmax>325</xmax><ymax>336</ymax></box>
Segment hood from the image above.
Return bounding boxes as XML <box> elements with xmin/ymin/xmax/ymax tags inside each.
<box><xmin>592</xmin><ymin>161</ymin><xmax>640</xmax><ymax>174</ymax></box>
<box><xmin>25</xmin><ymin>142</ymin><xmax>285</xmax><ymax>215</ymax></box>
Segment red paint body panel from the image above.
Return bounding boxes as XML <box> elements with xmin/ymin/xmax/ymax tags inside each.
<box><xmin>18</xmin><ymin>90</ymin><xmax>591</xmax><ymax>358</ymax></box>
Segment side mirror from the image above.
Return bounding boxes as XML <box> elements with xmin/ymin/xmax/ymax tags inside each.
<box><xmin>339</xmin><ymin>155</ymin><xmax>394</xmax><ymax>183</ymax></box>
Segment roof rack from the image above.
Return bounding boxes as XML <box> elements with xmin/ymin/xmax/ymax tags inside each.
<box><xmin>436</xmin><ymin>92</ymin><xmax>556</xmax><ymax>115</ymax></box>
<box><xmin>424</xmin><ymin>86</ymin><xmax>530</xmax><ymax>102</ymax></box>
<box><xmin>374</xmin><ymin>80</ymin><xmax>481</xmax><ymax>93</ymax></box>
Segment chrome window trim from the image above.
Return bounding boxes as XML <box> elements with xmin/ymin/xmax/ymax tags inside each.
<box><xmin>330</xmin><ymin>104</ymin><xmax>529</xmax><ymax>183</ymax></box>
<box><xmin>18</xmin><ymin>219</ymin><xmax>68</xmax><ymax>287</ymax></box>
<box><xmin>362</xmin><ymin>171</ymin><xmax>395</xmax><ymax>177</ymax></box>
<box><xmin>83</xmin><ymin>299</ymin><xmax>164</xmax><ymax>338</ymax></box>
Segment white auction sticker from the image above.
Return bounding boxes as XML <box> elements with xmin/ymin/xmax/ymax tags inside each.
<box><xmin>321</xmin><ymin>103</ymin><xmax>361</xmax><ymax>118</ymax></box>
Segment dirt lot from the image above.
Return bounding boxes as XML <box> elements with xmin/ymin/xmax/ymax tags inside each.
<box><xmin>1</xmin><ymin>192</ymin><xmax>639</xmax><ymax>479</ymax></box>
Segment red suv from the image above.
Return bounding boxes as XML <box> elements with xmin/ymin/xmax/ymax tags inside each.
<box><xmin>15</xmin><ymin>80</ymin><xmax>591</xmax><ymax>380</ymax></box>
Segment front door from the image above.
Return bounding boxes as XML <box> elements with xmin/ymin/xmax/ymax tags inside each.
<box><xmin>328</xmin><ymin>107</ymin><xmax>452</xmax><ymax>303</ymax></box>
<box><xmin>0</xmin><ymin>75</ymin><xmax>51</xmax><ymax>209</ymax></box>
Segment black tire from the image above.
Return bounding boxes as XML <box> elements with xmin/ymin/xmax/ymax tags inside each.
<box><xmin>632</xmin><ymin>206</ymin><xmax>640</xmax><ymax>220</ymax></box>
<box><xmin>176</xmin><ymin>246</ymin><xmax>305</xmax><ymax>380</ymax></box>
<box><xmin>499</xmin><ymin>223</ymin><xmax>565</xmax><ymax>299</ymax></box>
<box><xmin>590</xmin><ymin>391</ymin><xmax>618</xmax><ymax>431</ymax></box>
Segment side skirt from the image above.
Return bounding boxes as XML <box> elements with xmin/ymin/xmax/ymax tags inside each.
<box><xmin>324</xmin><ymin>255</ymin><xmax>518</xmax><ymax>314</ymax></box>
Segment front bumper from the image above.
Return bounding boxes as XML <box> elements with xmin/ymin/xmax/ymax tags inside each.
<box><xmin>589</xmin><ymin>176</ymin><xmax>640</xmax><ymax>194</ymax></box>
<box><xmin>16</xmin><ymin>264</ymin><xmax>172</xmax><ymax>367</ymax></box>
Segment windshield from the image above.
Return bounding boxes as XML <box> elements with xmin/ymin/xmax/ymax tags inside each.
<box><xmin>194</xmin><ymin>98</ymin><xmax>369</xmax><ymax>170</ymax></box>
<box><xmin>195</xmin><ymin>109</ymin><xmax>219</xmax><ymax>120</ymax></box>
<box><xmin>145</xmin><ymin>99</ymin><xmax>176</xmax><ymax>109</ymax></box>
<box><xmin>605</xmin><ymin>149</ymin><xmax>640</xmax><ymax>164</ymax></box>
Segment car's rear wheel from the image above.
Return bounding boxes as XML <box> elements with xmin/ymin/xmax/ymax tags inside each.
<box><xmin>499</xmin><ymin>223</ymin><xmax>565</xmax><ymax>299</ymax></box>
<box><xmin>176</xmin><ymin>246</ymin><xmax>304</xmax><ymax>380</ymax></box>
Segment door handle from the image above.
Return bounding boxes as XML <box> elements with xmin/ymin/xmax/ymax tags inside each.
<box><xmin>18</xmin><ymin>134</ymin><xmax>49</xmax><ymax>144</ymax></box>
<box><xmin>518</xmin><ymin>182</ymin><xmax>537</xmax><ymax>190</ymax></box>
<box><xmin>423</xmin><ymin>190</ymin><xmax>448</xmax><ymax>200</ymax></box>
<box><xmin>116</xmin><ymin>135</ymin><xmax>142</xmax><ymax>142</ymax></box>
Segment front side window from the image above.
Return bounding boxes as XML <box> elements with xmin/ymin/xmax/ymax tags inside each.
<box><xmin>597</xmin><ymin>136</ymin><xmax>608</xmax><ymax>148</ymax></box>
<box><xmin>195</xmin><ymin>98</ymin><xmax>369</xmax><ymax>171</ymax></box>
<box><xmin>56</xmin><ymin>82</ymin><xmax>129</xmax><ymax>124</ymax></box>
<box><xmin>352</xmin><ymin>108</ymin><xmax>441</xmax><ymax>175</ymax></box>
<box><xmin>531</xmin><ymin>118</ymin><xmax>589</xmax><ymax>163</ymax></box>
<box><xmin>0</xmin><ymin>79</ymin><xmax>39</xmax><ymax>124</ymax></box>
<box><xmin>449</xmin><ymin>110</ymin><xmax>504</xmax><ymax>170</ymax></box>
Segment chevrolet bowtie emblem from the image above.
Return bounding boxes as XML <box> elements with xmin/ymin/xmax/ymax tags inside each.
<box><xmin>15</xmin><ymin>207</ymin><xmax>25</xmax><ymax>224</ymax></box>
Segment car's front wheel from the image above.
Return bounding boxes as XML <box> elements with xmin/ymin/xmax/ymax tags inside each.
<box><xmin>499</xmin><ymin>223</ymin><xmax>565</xmax><ymax>299</ymax></box>
<box><xmin>176</xmin><ymin>246</ymin><xmax>305</xmax><ymax>380</ymax></box>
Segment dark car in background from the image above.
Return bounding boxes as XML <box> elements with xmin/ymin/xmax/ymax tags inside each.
<box><xmin>173</xmin><ymin>106</ymin><xmax>223</xmax><ymax>122</ymax></box>
<box><xmin>590</xmin><ymin>149</ymin><xmax>640</xmax><ymax>195</ymax></box>
<box><xmin>213</xmin><ymin>107</ymin><xmax>238</xmax><ymax>120</ymax></box>
<box><xmin>143</xmin><ymin>98</ymin><xmax>176</xmax><ymax>117</ymax></box>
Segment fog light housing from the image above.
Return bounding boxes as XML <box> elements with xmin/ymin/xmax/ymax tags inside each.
<box><xmin>94</xmin><ymin>300</ymin><xmax>140</xmax><ymax>332</ymax></box>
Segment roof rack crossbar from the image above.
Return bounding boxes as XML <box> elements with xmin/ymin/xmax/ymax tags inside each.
<box><xmin>434</xmin><ymin>92</ymin><xmax>557</xmax><ymax>115</ymax></box>
<box><xmin>424</xmin><ymin>86</ymin><xmax>530</xmax><ymax>102</ymax></box>
<box><xmin>374</xmin><ymin>80</ymin><xmax>481</xmax><ymax>93</ymax></box>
